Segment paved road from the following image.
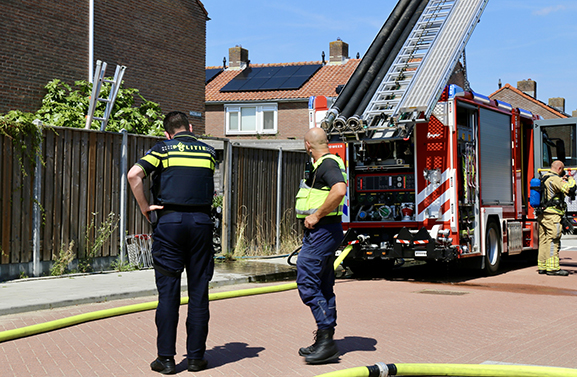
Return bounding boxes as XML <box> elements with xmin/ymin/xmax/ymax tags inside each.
<box><xmin>1</xmin><ymin>241</ymin><xmax>577</xmax><ymax>376</ymax></box>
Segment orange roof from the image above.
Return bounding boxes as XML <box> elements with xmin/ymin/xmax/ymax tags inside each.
<box><xmin>206</xmin><ymin>59</ymin><xmax>360</xmax><ymax>103</ymax></box>
<box><xmin>490</xmin><ymin>83</ymin><xmax>567</xmax><ymax>118</ymax></box>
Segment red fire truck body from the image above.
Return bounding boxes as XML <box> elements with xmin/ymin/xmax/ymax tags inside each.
<box><xmin>331</xmin><ymin>85</ymin><xmax>541</xmax><ymax>274</ymax></box>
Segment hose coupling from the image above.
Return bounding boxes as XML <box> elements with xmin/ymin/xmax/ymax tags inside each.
<box><xmin>367</xmin><ymin>362</ymin><xmax>396</xmax><ymax>377</ymax></box>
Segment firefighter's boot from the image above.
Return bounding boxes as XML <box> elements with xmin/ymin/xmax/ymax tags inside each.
<box><xmin>304</xmin><ymin>328</ymin><xmax>339</xmax><ymax>364</ymax></box>
<box><xmin>299</xmin><ymin>330</ymin><xmax>319</xmax><ymax>356</ymax></box>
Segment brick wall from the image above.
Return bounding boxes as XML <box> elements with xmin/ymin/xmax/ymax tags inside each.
<box><xmin>277</xmin><ymin>102</ymin><xmax>309</xmax><ymax>139</ymax></box>
<box><xmin>205</xmin><ymin>101</ymin><xmax>309</xmax><ymax>140</ymax></box>
<box><xmin>206</xmin><ymin>103</ymin><xmax>224</xmax><ymax>136</ymax></box>
<box><xmin>1</xmin><ymin>0</ymin><xmax>207</xmax><ymax>132</ymax></box>
<box><xmin>0</xmin><ymin>1</ymin><xmax>88</xmax><ymax>113</ymax></box>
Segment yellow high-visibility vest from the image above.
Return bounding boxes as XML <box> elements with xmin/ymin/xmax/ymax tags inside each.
<box><xmin>295</xmin><ymin>154</ymin><xmax>346</xmax><ymax>219</ymax></box>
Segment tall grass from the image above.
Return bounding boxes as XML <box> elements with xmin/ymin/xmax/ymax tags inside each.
<box><xmin>231</xmin><ymin>208</ymin><xmax>301</xmax><ymax>258</ymax></box>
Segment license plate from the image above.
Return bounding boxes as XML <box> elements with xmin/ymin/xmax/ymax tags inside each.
<box><xmin>414</xmin><ymin>250</ymin><xmax>427</xmax><ymax>257</ymax></box>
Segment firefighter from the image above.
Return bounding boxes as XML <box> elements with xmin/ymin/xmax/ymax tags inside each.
<box><xmin>295</xmin><ymin>127</ymin><xmax>347</xmax><ymax>364</ymax></box>
<box><xmin>537</xmin><ymin>160</ymin><xmax>576</xmax><ymax>276</ymax></box>
<box><xmin>127</xmin><ymin>111</ymin><xmax>216</xmax><ymax>374</ymax></box>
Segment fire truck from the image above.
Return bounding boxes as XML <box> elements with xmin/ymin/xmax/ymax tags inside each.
<box><xmin>314</xmin><ymin>0</ymin><xmax>577</xmax><ymax>274</ymax></box>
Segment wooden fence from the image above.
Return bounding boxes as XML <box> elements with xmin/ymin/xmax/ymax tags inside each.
<box><xmin>0</xmin><ymin>126</ymin><xmax>307</xmax><ymax>280</ymax></box>
<box><xmin>228</xmin><ymin>146</ymin><xmax>308</xmax><ymax>253</ymax></box>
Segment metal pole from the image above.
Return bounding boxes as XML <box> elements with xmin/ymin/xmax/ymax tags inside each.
<box><xmin>89</xmin><ymin>0</ymin><xmax>94</xmax><ymax>83</ymax></box>
<box><xmin>276</xmin><ymin>148</ymin><xmax>282</xmax><ymax>253</ymax></box>
<box><xmin>32</xmin><ymin>134</ymin><xmax>42</xmax><ymax>277</ymax></box>
<box><xmin>119</xmin><ymin>129</ymin><xmax>128</xmax><ymax>263</ymax></box>
<box><xmin>224</xmin><ymin>141</ymin><xmax>233</xmax><ymax>254</ymax></box>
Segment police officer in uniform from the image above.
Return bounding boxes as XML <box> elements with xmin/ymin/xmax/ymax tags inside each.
<box><xmin>537</xmin><ymin>160</ymin><xmax>576</xmax><ymax>276</ymax></box>
<box><xmin>127</xmin><ymin>111</ymin><xmax>215</xmax><ymax>374</ymax></box>
<box><xmin>295</xmin><ymin>127</ymin><xmax>346</xmax><ymax>364</ymax></box>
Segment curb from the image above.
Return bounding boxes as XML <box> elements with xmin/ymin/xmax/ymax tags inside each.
<box><xmin>0</xmin><ymin>269</ymin><xmax>297</xmax><ymax>317</ymax></box>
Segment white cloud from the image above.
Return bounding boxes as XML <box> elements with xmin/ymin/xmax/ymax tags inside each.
<box><xmin>533</xmin><ymin>5</ymin><xmax>565</xmax><ymax>16</ymax></box>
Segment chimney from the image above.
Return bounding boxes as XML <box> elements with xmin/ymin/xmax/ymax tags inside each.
<box><xmin>329</xmin><ymin>39</ymin><xmax>349</xmax><ymax>64</ymax></box>
<box><xmin>573</xmin><ymin>110</ymin><xmax>577</xmax><ymax>118</ymax></box>
<box><xmin>228</xmin><ymin>46</ymin><xmax>249</xmax><ymax>70</ymax></box>
<box><xmin>517</xmin><ymin>79</ymin><xmax>537</xmax><ymax>98</ymax></box>
<box><xmin>548</xmin><ymin>97</ymin><xmax>565</xmax><ymax>113</ymax></box>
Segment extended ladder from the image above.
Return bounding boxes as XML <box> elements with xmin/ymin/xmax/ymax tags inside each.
<box><xmin>363</xmin><ymin>0</ymin><xmax>488</xmax><ymax>126</ymax></box>
<box><xmin>85</xmin><ymin>60</ymin><xmax>126</xmax><ymax>131</ymax></box>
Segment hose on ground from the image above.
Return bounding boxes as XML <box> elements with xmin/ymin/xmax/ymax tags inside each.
<box><xmin>0</xmin><ymin>245</ymin><xmax>354</xmax><ymax>343</ymax></box>
<box><xmin>314</xmin><ymin>362</ymin><xmax>577</xmax><ymax>377</ymax></box>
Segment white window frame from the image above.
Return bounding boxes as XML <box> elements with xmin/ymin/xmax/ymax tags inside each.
<box><xmin>225</xmin><ymin>103</ymin><xmax>278</xmax><ymax>135</ymax></box>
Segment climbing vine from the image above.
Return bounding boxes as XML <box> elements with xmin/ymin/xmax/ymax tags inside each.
<box><xmin>0</xmin><ymin>78</ymin><xmax>165</xmax><ymax>174</ymax></box>
<box><xmin>0</xmin><ymin>111</ymin><xmax>44</xmax><ymax>175</ymax></box>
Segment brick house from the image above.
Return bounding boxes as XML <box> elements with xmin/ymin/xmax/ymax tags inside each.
<box><xmin>0</xmin><ymin>0</ymin><xmax>208</xmax><ymax>132</ymax></box>
<box><xmin>205</xmin><ymin>40</ymin><xmax>359</xmax><ymax>141</ymax></box>
<box><xmin>206</xmin><ymin>40</ymin><xmax>468</xmax><ymax>142</ymax></box>
<box><xmin>490</xmin><ymin>79</ymin><xmax>569</xmax><ymax>120</ymax></box>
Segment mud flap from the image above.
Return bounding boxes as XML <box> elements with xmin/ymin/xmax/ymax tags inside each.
<box><xmin>393</xmin><ymin>227</ymin><xmax>435</xmax><ymax>258</ymax></box>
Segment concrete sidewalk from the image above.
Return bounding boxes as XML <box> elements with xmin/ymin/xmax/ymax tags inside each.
<box><xmin>0</xmin><ymin>256</ymin><xmax>296</xmax><ymax>316</ymax></box>
<box><xmin>2</xmin><ymin>235</ymin><xmax>576</xmax><ymax>317</ymax></box>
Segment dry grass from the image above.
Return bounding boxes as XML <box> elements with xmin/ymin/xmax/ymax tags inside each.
<box><xmin>231</xmin><ymin>208</ymin><xmax>301</xmax><ymax>258</ymax></box>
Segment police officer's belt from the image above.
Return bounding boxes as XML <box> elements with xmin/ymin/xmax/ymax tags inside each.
<box><xmin>158</xmin><ymin>204</ymin><xmax>211</xmax><ymax>218</ymax></box>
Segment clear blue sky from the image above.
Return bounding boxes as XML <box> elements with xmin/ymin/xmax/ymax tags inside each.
<box><xmin>204</xmin><ymin>0</ymin><xmax>577</xmax><ymax>114</ymax></box>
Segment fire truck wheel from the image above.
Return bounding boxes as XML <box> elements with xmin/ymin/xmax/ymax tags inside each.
<box><xmin>484</xmin><ymin>220</ymin><xmax>501</xmax><ymax>275</ymax></box>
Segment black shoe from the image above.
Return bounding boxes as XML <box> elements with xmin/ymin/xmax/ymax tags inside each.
<box><xmin>547</xmin><ymin>269</ymin><xmax>569</xmax><ymax>276</ymax></box>
<box><xmin>299</xmin><ymin>330</ymin><xmax>319</xmax><ymax>356</ymax></box>
<box><xmin>150</xmin><ymin>357</ymin><xmax>176</xmax><ymax>375</ymax></box>
<box><xmin>305</xmin><ymin>328</ymin><xmax>339</xmax><ymax>364</ymax></box>
<box><xmin>188</xmin><ymin>359</ymin><xmax>208</xmax><ymax>372</ymax></box>
<box><xmin>538</xmin><ymin>270</ymin><xmax>547</xmax><ymax>274</ymax></box>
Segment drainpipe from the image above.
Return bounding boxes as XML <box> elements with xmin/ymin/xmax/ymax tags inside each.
<box><xmin>89</xmin><ymin>0</ymin><xmax>94</xmax><ymax>82</ymax></box>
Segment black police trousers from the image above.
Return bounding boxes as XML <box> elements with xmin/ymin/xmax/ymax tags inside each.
<box><xmin>151</xmin><ymin>211</ymin><xmax>214</xmax><ymax>360</ymax></box>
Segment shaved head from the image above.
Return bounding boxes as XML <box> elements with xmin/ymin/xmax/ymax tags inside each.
<box><xmin>552</xmin><ymin>160</ymin><xmax>565</xmax><ymax>174</ymax></box>
<box><xmin>304</xmin><ymin>127</ymin><xmax>328</xmax><ymax>150</ymax></box>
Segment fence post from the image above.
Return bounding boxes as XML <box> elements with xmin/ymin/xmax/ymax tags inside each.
<box><xmin>119</xmin><ymin>129</ymin><xmax>128</xmax><ymax>263</ymax></box>
<box><xmin>32</xmin><ymin>132</ymin><xmax>42</xmax><ymax>277</ymax></box>
<box><xmin>276</xmin><ymin>148</ymin><xmax>282</xmax><ymax>253</ymax></box>
<box><xmin>223</xmin><ymin>140</ymin><xmax>233</xmax><ymax>254</ymax></box>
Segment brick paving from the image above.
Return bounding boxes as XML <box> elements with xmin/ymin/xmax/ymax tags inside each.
<box><xmin>2</xmin><ymin>252</ymin><xmax>577</xmax><ymax>376</ymax></box>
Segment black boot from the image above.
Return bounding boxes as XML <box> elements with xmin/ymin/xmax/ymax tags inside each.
<box><xmin>304</xmin><ymin>328</ymin><xmax>339</xmax><ymax>364</ymax></box>
<box><xmin>150</xmin><ymin>356</ymin><xmax>176</xmax><ymax>374</ymax></box>
<box><xmin>299</xmin><ymin>330</ymin><xmax>319</xmax><ymax>356</ymax></box>
<box><xmin>547</xmin><ymin>269</ymin><xmax>569</xmax><ymax>276</ymax></box>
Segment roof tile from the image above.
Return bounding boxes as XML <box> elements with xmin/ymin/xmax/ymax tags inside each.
<box><xmin>490</xmin><ymin>83</ymin><xmax>567</xmax><ymax>118</ymax></box>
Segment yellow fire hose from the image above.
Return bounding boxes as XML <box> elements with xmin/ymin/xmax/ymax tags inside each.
<box><xmin>314</xmin><ymin>362</ymin><xmax>577</xmax><ymax>377</ymax></box>
<box><xmin>0</xmin><ymin>244</ymin><xmax>353</xmax><ymax>343</ymax></box>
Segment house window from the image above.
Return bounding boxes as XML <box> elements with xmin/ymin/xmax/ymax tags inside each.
<box><xmin>225</xmin><ymin>103</ymin><xmax>277</xmax><ymax>135</ymax></box>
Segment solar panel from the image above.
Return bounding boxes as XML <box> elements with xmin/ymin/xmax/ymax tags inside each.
<box><xmin>220</xmin><ymin>64</ymin><xmax>322</xmax><ymax>92</ymax></box>
<box><xmin>205</xmin><ymin>68</ymin><xmax>223</xmax><ymax>84</ymax></box>
<box><xmin>258</xmin><ymin>77</ymin><xmax>290</xmax><ymax>91</ymax></box>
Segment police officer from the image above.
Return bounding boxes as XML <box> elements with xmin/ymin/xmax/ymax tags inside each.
<box><xmin>127</xmin><ymin>111</ymin><xmax>215</xmax><ymax>374</ymax></box>
<box><xmin>537</xmin><ymin>160</ymin><xmax>576</xmax><ymax>276</ymax></box>
<box><xmin>295</xmin><ymin>127</ymin><xmax>346</xmax><ymax>364</ymax></box>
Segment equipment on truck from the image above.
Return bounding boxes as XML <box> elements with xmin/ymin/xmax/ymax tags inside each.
<box><xmin>314</xmin><ymin>0</ymin><xmax>577</xmax><ymax>274</ymax></box>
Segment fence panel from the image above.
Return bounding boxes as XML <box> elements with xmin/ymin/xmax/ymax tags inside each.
<box><xmin>126</xmin><ymin>134</ymin><xmax>159</xmax><ymax>236</ymax></box>
<box><xmin>0</xmin><ymin>126</ymin><xmax>307</xmax><ymax>279</ymax></box>
<box><xmin>229</xmin><ymin>146</ymin><xmax>307</xmax><ymax>253</ymax></box>
<box><xmin>1</xmin><ymin>136</ymin><xmax>11</xmax><ymax>264</ymax></box>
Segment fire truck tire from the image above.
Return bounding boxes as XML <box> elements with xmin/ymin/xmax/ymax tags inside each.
<box><xmin>484</xmin><ymin>220</ymin><xmax>501</xmax><ymax>275</ymax></box>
